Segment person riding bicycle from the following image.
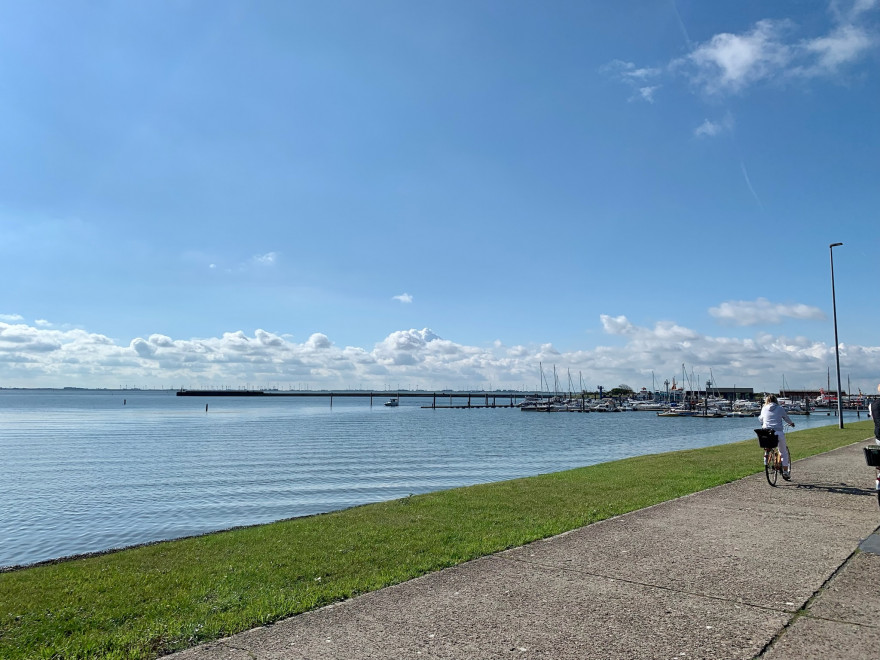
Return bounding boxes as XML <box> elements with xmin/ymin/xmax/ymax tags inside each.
<box><xmin>759</xmin><ymin>394</ymin><xmax>794</xmax><ymax>480</ymax></box>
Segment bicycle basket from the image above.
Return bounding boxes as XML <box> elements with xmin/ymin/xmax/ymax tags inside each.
<box><xmin>755</xmin><ymin>428</ymin><xmax>779</xmax><ymax>449</ymax></box>
<box><xmin>864</xmin><ymin>445</ymin><xmax>880</xmax><ymax>467</ymax></box>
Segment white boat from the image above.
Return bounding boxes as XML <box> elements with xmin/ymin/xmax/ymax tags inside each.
<box><xmin>384</xmin><ymin>398</ymin><xmax>399</xmax><ymax>407</ymax></box>
<box><xmin>591</xmin><ymin>399</ymin><xmax>620</xmax><ymax>412</ymax></box>
<box><xmin>634</xmin><ymin>401</ymin><xmax>669</xmax><ymax>411</ymax></box>
<box><xmin>658</xmin><ymin>409</ymin><xmax>696</xmax><ymax>417</ymax></box>
<box><xmin>733</xmin><ymin>399</ymin><xmax>761</xmax><ymax>413</ymax></box>
<box><xmin>784</xmin><ymin>401</ymin><xmax>810</xmax><ymax>415</ymax></box>
<box><xmin>658</xmin><ymin>408</ymin><xmax>726</xmax><ymax>418</ymax></box>
<box><xmin>518</xmin><ymin>394</ymin><xmax>546</xmax><ymax>410</ymax></box>
<box><xmin>728</xmin><ymin>410</ymin><xmax>758</xmax><ymax>418</ymax></box>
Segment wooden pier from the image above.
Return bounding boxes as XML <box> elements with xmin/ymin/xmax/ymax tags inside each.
<box><xmin>176</xmin><ymin>389</ymin><xmax>528</xmax><ymax>408</ymax></box>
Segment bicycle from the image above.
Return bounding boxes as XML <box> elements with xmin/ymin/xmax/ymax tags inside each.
<box><xmin>755</xmin><ymin>428</ymin><xmax>791</xmax><ymax>487</ymax></box>
<box><xmin>863</xmin><ymin>443</ymin><xmax>880</xmax><ymax>508</ymax></box>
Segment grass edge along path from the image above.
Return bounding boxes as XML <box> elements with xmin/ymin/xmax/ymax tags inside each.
<box><xmin>1</xmin><ymin>422</ymin><xmax>873</xmax><ymax>659</ymax></box>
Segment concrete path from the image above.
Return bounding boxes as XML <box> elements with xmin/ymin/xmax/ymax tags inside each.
<box><xmin>168</xmin><ymin>442</ymin><xmax>880</xmax><ymax>660</ymax></box>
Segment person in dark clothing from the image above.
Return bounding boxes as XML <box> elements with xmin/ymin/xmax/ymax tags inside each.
<box><xmin>869</xmin><ymin>390</ymin><xmax>880</xmax><ymax>496</ymax></box>
<box><xmin>869</xmin><ymin>394</ymin><xmax>880</xmax><ymax>443</ymax></box>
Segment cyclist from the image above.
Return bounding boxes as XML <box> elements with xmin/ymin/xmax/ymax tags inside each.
<box><xmin>759</xmin><ymin>394</ymin><xmax>794</xmax><ymax>480</ymax></box>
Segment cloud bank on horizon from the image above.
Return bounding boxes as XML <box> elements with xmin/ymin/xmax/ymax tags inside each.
<box><xmin>1</xmin><ymin>298</ymin><xmax>874</xmax><ymax>393</ymax></box>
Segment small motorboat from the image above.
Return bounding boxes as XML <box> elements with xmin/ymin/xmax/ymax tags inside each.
<box><xmin>384</xmin><ymin>398</ymin><xmax>399</xmax><ymax>407</ymax></box>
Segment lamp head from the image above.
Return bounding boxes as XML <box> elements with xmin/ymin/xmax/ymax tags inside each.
<box><xmin>830</xmin><ymin>242</ymin><xmax>843</xmax><ymax>248</ymax></box>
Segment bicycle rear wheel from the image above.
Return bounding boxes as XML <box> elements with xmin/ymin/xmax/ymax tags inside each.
<box><xmin>765</xmin><ymin>450</ymin><xmax>779</xmax><ymax>486</ymax></box>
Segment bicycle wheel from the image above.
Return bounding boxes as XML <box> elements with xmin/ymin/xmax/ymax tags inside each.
<box><xmin>765</xmin><ymin>449</ymin><xmax>779</xmax><ymax>486</ymax></box>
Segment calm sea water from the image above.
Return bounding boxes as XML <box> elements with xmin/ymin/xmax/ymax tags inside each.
<box><xmin>0</xmin><ymin>389</ymin><xmax>860</xmax><ymax>568</ymax></box>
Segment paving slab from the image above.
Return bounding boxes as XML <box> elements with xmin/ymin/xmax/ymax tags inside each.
<box><xmin>166</xmin><ymin>442</ymin><xmax>880</xmax><ymax>660</ymax></box>
<box><xmin>761</xmin><ymin>617</ymin><xmax>880</xmax><ymax>660</ymax></box>
<box><xmin>759</xmin><ymin>536</ymin><xmax>880</xmax><ymax>659</ymax></box>
<box><xmin>801</xmin><ymin>551</ymin><xmax>880</xmax><ymax>629</ymax></box>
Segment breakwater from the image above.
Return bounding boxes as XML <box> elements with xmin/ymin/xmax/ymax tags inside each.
<box><xmin>177</xmin><ymin>389</ymin><xmax>526</xmax><ymax>408</ymax></box>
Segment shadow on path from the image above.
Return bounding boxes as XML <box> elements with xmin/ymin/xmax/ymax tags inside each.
<box><xmin>793</xmin><ymin>481</ymin><xmax>875</xmax><ymax>497</ymax></box>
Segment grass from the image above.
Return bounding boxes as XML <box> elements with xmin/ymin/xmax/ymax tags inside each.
<box><xmin>0</xmin><ymin>421</ymin><xmax>872</xmax><ymax>659</ymax></box>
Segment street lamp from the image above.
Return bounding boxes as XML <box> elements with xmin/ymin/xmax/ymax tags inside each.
<box><xmin>830</xmin><ymin>242</ymin><xmax>844</xmax><ymax>429</ymax></box>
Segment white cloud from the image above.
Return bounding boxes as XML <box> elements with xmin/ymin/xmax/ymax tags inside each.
<box><xmin>601</xmin><ymin>60</ymin><xmax>662</xmax><ymax>81</ymax></box>
<box><xmin>695</xmin><ymin>112</ymin><xmax>736</xmax><ymax>138</ymax></box>
<box><xmin>601</xmin><ymin>61</ymin><xmax>663</xmax><ymax>103</ymax></box>
<box><xmin>253</xmin><ymin>252</ymin><xmax>277</xmax><ymax>266</ymax></box>
<box><xmin>0</xmin><ymin>314</ymin><xmax>24</xmax><ymax>322</ymax></box>
<box><xmin>695</xmin><ymin>119</ymin><xmax>722</xmax><ymax>137</ymax></box>
<box><xmin>609</xmin><ymin>3</ymin><xmax>879</xmax><ymax>100</ymax></box>
<box><xmin>687</xmin><ymin>19</ymin><xmax>793</xmax><ymax>94</ymax></box>
<box><xmin>709</xmin><ymin>298</ymin><xmax>827</xmax><ymax>325</ymax></box>
<box><xmin>833</xmin><ymin>0</ymin><xmax>879</xmax><ymax>22</ymax></box>
<box><xmin>393</xmin><ymin>293</ymin><xmax>413</xmax><ymax>303</ymax></box>
<box><xmin>600</xmin><ymin>315</ymin><xmax>636</xmax><ymax>335</ymax></box>
<box><xmin>305</xmin><ymin>333</ymin><xmax>332</xmax><ymax>350</ymax></box>
<box><xmin>374</xmin><ymin>328</ymin><xmax>441</xmax><ymax>366</ymax></box>
<box><xmin>131</xmin><ymin>338</ymin><xmax>157</xmax><ymax>358</ymax></box>
<box><xmin>508</xmin><ymin>345</ymin><xmax>529</xmax><ymax>358</ymax></box>
<box><xmin>149</xmin><ymin>334</ymin><xmax>174</xmax><ymax>347</ymax></box>
<box><xmin>35</xmin><ymin>319</ymin><xmax>52</xmax><ymax>327</ymax></box>
<box><xmin>801</xmin><ymin>24</ymin><xmax>875</xmax><ymax>74</ymax></box>
<box><xmin>638</xmin><ymin>86</ymin><xmax>660</xmax><ymax>103</ymax></box>
<box><xmin>1</xmin><ymin>314</ymin><xmax>877</xmax><ymax>393</ymax></box>
<box><xmin>255</xmin><ymin>329</ymin><xmax>285</xmax><ymax>347</ymax></box>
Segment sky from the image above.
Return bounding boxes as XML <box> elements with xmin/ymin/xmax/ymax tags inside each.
<box><xmin>0</xmin><ymin>0</ymin><xmax>878</xmax><ymax>393</ymax></box>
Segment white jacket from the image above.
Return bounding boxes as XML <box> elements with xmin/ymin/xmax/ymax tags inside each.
<box><xmin>759</xmin><ymin>403</ymin><xmax>793</xmax><ymax>431</ymax></box>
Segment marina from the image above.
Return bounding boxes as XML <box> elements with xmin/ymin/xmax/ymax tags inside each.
<box><xmin>0</xmin><ymin>389</ymin><xmax>867</xmax><ymax>569</ymax></box>
<box><xmin>176</xmin><ymin>388</ymin><xmax>854</xmax><ymax>417</ymax></box>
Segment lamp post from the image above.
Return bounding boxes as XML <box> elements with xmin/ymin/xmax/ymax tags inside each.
<box><xmin>830</xmin><ymin>242</ymin><xmax>844</xmax><ymax>429</ymax></box>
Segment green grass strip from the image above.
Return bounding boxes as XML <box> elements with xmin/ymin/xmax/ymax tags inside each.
<box><xmin>1</xmin><ymin>422</ymin><xmax>873</xmax><ymax>659</ymax></box>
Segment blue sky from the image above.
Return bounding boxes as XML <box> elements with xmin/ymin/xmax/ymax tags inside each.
<box><xmin>1</xmin><ymin>0</ymin><xmax>878</xmax><ymax>392</ymax></box>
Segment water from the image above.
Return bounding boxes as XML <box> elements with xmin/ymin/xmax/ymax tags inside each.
<box><xmin>0</xmin><ymin>390</ymin><xmax>861</xmax><ymax>568</ymax></box>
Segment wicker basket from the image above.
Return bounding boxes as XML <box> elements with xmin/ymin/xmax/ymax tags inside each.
<box><xmin>755</xmin><ymin>428</ymin><xmax>779</xmax><ymax>449</ymax></box>
<box><xmin>864</xmin><ymin>445</ymin><xmax>880</xmax><ymax>467</ymax></box>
